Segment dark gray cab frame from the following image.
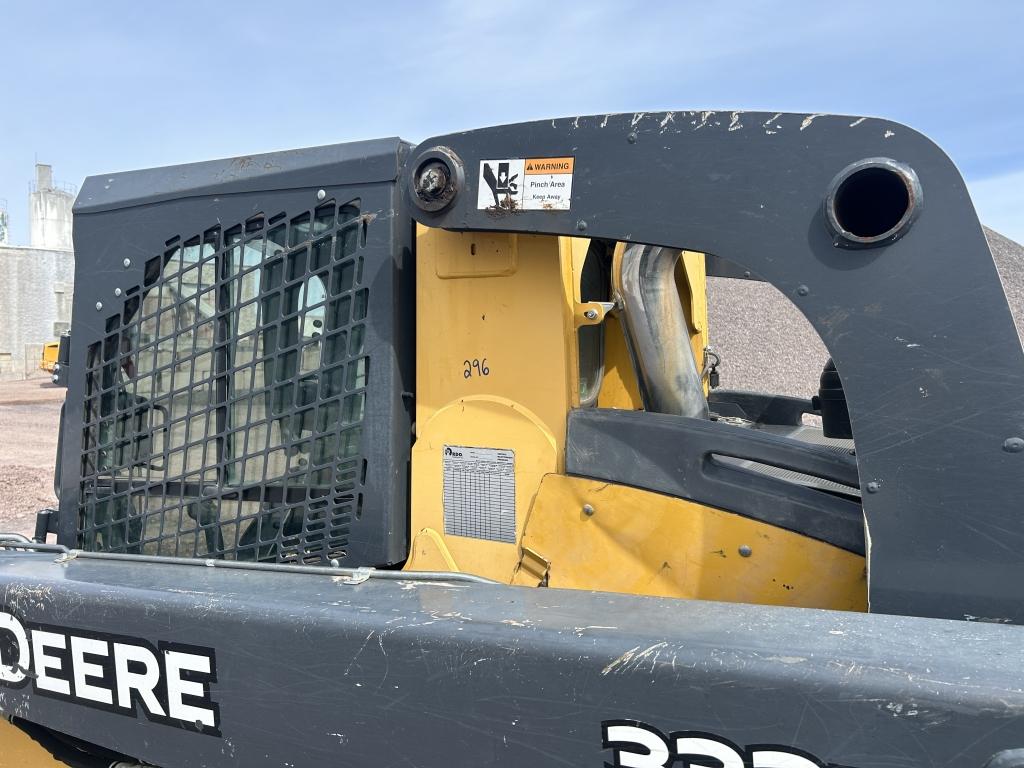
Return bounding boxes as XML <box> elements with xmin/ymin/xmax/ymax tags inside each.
<box><xmin>407</xmin><ymin>111</ymin><xmax>1024</xmax><ymax>624</ymax></box>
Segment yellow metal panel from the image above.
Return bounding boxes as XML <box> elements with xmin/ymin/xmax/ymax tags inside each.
<box><xmin>597</xmin><ymin>316</ymin><xmax>643</xmax><ymax>410</ymax></box>
<box><xmin>414</xmin><ymin>226</ymin><xmax>574</xmax><ymax>443</ymax></box>
<box><xmin>678</xmin><ymin>250</ymin><xmax>709</xmax><ymax>375</ymax></box>
<box><xmin>409</xmin><ymin>396</ymin><xmax>557</xmax><ymax>581</ymax></box>
<box><xmin>0</xmin><ymin>720</ymin><xmax>67</xmax><ymax>768</ymax></box>
<box><xmin>407</xmin><ymin>527</ymin><xmax>460</xmax><ymax>572</ymax></box>
<box><xmin>433</xmin><ymin>230</ymin><xmax>518</xmax><ymax>279</ymax></box>
<box><xmin>519</xmin><ymin>475</ymin><xmax>867</xmax><ymax>611</ymax></box>
<box><xmin>561</xmin><ymin>236</ymin><xmax>591</xmax><ymax>408</ymax></box>
<box><xmin>411</xmin><ymin>226</ymin><xmax>580</xmax><ymax>579</ymax></box>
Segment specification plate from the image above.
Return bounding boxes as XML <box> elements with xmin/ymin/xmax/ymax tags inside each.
<box><xmin>442</xmin><ymin>445</ymin><xmax>516</xmax><ymax>543</ymax></box>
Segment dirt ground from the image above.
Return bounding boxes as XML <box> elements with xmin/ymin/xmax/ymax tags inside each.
<box><xmin>0</xmin><ymin>377</ymin><xmax>65</xmax><ymax>537</ymax></box>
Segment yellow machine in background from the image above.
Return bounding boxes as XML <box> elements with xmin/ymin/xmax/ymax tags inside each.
<box><xmin>405</xmin><ymin>227</ymin><xmax>865</xmax><ymax>611</ymax></box>
<box><xmin>38</xmin><ymin>341</ymin><xmax>60</xmax><ymax>374</ymax></box>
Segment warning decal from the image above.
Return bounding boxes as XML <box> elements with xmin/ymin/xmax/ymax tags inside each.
<box><xmin>525</xmin><ymin>157</ymin><xmax>574</xmax><ymax>174</ymax></box>
<box><xmin>477</xmin><ymin>157</ymin><xmax>574</xmax><ymax>211</ymax></box>
<box><xmin>442</xmin><ymin>445</ymin><xmax>516</xmax><ymax>543</ymax></box>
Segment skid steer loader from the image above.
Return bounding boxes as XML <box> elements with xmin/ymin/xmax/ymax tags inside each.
<box><xmin>1</xmin><ymin>111</ymin><xmax>1023</xmax><ymax>768</ymax></box>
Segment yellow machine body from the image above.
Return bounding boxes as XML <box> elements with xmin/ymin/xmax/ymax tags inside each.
<box><xmin>38</xmin><ymin>341</ymin><xmax>59</xmax><ymax>374</ymax></box>
<box><xmin>0</xmin><ymin>721</ymin><xmax>67</xmax><ymax>768</ymax></box>
<box><xmin>406</xmin><ymin>226</ymin><xmax>866</xmax><ymax>611</ymax></box>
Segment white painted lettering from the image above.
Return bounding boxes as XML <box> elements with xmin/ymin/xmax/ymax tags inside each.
<box><xmin>675</xmin><ymin>737</ymin><xmax>744</xmax><ymax>768</ymax></box>
<box><xmin>602</xmin><ymin>720</ymin><xmax>843</xmax><ymax>768</ymax></box>
<box><xmin>69</xmin><ymin>636</ymin><xmax>112</xmax><ymax>705</ymax></box>
<box><xmin>113</xmin><ymin>642</ymin><xmax>165</xmax><ymax>717</ymax></box>
<box><xmin>0</xmin><ymin>611</ymin><xmax>29</xmax><ymax>684</ymax></box>
<box><xmin>604</xmin><ymin>724</ymin><xmax>670</xmax><ymax>768</ymax></box>
<box><xmin>30</xmin><ymin>630</ymin><xmax>70</xmax><ymax>695</ymax></box>
<box><xmin>164</xmin><ymin>650</ymin><xmax>215</xmax><ymax>728</ymax></box>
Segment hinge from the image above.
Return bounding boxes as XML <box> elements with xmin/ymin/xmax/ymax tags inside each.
<box><xmin>513</xmin><ymin>546</ymin><xmax>551</xmax><ymax>587</ymax></box>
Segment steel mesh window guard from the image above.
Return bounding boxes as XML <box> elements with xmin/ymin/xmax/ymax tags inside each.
<box><xmin>79</xmin><ymin>199</ymin><xmax>370</xmax><ymax>564</ymax></box>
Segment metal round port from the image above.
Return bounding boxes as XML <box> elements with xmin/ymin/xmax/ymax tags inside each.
<box><xmin>825</xmin><ymin>158</ymin><xmax>922</xmax><ymax>248</ymax></box>
<box><xmin>410</xmin><ymin>147</ymin><xmax>464</xmax><ymax>213</ymax></box>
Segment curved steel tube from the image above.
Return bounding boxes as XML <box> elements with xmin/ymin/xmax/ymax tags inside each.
<box><xmin>613</xmin><ymin>244</ymin><xmax>709</xmax><ymax>419</ymax></box>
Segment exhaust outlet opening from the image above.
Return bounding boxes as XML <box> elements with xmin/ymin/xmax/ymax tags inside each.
<box><xmin>826</xmin><ymin>158</ymin><xmax>921</xmax><ymax>247</ymax></box>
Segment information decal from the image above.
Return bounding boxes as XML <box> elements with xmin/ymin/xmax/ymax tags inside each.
<box><xmin>477</xmin><ymin>157</ymin><xmax>574</xmax><ymax>211</ymax></box>
<box><xmin>442</xmin><ymin>445</ymin><xmax>516</xmax><ymax>543</ymax></box>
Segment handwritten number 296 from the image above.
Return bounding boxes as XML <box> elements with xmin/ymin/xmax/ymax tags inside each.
<box><xmin>464</xmin><ymin>359</ymin><xmax>490</xmax><ymax>378</ymax></box>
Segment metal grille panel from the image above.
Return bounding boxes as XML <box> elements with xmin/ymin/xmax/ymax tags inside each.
<box><xmin>78</xmin><ymin>199</ymin><xmax>372</xmax><ymax>563</ymax></box>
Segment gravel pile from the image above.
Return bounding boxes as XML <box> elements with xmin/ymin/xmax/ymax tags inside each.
<box><xmin>707</xmin><ymin>227</ymin><xmax>1024</xmax><ymax>399</ymax></box>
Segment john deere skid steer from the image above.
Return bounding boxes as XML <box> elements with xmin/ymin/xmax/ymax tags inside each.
<box><xmin>2</xmin><ymin>111</ymin><xmax>1023</xmax><ymax>767</ymax></box>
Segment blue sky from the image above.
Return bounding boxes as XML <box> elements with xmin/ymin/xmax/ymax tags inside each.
<box><xmin>1</xmin><ymin>1</ymin><xmax>1022</xmax><ymax>242</ymax></box>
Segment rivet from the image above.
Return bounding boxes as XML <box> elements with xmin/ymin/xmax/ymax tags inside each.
<box><xmin>738</xmin><ymin>545</ymin><xmax>752</xmax><ymax>557</ymax></box>
<box><xmin>582</xmin><ymin>504</ymin><xmax>595</xmax><ymax>517</ymax></box>
<box><xmin>114</xmin><ymin>287</ymin><xmax>122</xmax><ymax>297</ymax></box>
<box><xmin>95</xmin><ymin>301</ymin><xmax>103</xmax><ymax>311</ymax></box>
<box><xmin>122</xmin><ymin>258</ymin><xmax>131</xmax><ymax>268</ymax></box>
<box><xmin>866</xmin><ymin>481</ymin><xmax>880</xmax><ymax>493</ymax></box>
<box><xmin>627</xmin><ymin>132</ymin><xmax>638</xmax><ymax>144</ymax></box>
<box><xmin>1003</xmin><ymin>437</ymin><xmax>1024</xmax><ymax>453</ymax></box>
<box><xmin>317</xmin><ymin>189</ymin><xmax>327</xmax><ymax>201</ymax></box>
<box><xmin>797</xmin><ymin>285</ymin><xmax>810</xmax><ymax>297</ymax></box>
<box><xmin>576</xmin><ymin>220</ymin><xmax>587</xmax><ymax>232</ymax></box>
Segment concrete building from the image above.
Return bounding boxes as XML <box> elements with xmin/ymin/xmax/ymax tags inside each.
<box><xmin>0</xmin><ymin>165</ymin><xmax>76</xmax><ymax>381</ymax></box>
<box><xmin>0</xmin><ymin>199</ymin><xmax>9</xmax><ymax>244</ymax></box>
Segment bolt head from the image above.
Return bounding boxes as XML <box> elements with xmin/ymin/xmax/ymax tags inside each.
<box><xmin>418</xmin><ymin>164</ymin><xmax>449</xmax><ymax>197</ymax></box>
<box><xmin>329</xmin><ymin>558</ymin><xmax>340</xmax><ymax>568</ymax></box>
<box><xmin>797</xmin><ymin>285</ymin><xmax>810</xmax><ymax>297</ymax></box>
<box><xmin>51</xmin><ymin>374</ymin><xmax>59</xmax><ymax>384</ymax></box>
<box><xmin>114</xmin><ymin>287</ymin><xmax>122</xmax><ymax>297</ymax></box>
<box><xmin>317</xmin><ymin>189</ymin><xmax>327</xmax><ymax>201</ymax></box>
<box><xmin>584</xmin><ymin>309</ymin><xmax>599</xmax><ymax>320</ymax></box>
<box><xmin>627</xmin><ymin>132</ymin><xmax>638</xmax><ymax>144</ymax></box>
<box><xmin>582</xmin><ymin>504</ymin><xmax>595</xmax><ymax>517</ymax></box>
<box><xmin>866</xmin><ymin>481</ymin><xmax>880</xmax><ymax>493</ymax></box>
<box><xmin>738</xmin><ymin>545</ymin><xmax>752</xmax><ymax>557</ymax></box>
<box><xmin>410</xmin><ymin>148</ymin><xmax>464</xmax><ymax>213</ymax></box>
<box><xmin>1003</xmin><ymin>437</ymin><xmax>1024</xmax><ymax>453</ymax></box>
<box><xmin>95</xmin><ymin>301</ymin><xmax>103</xmax><ymax>311</ymax></box>
<box><xmin>122</xmin><ymin>258</ymin><xmax>131</xmax><ymax>268</ymax></box>
<box><xmin>576</xmin><ymin>220</ymin><xmax>588</xmax><ymax>232</ymax></box>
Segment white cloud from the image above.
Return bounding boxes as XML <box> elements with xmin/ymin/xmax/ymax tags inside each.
<box><xmin>969</xmin><ymin>170</ymin><xmax>1024</xmax><ymax>245</ymax></box>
